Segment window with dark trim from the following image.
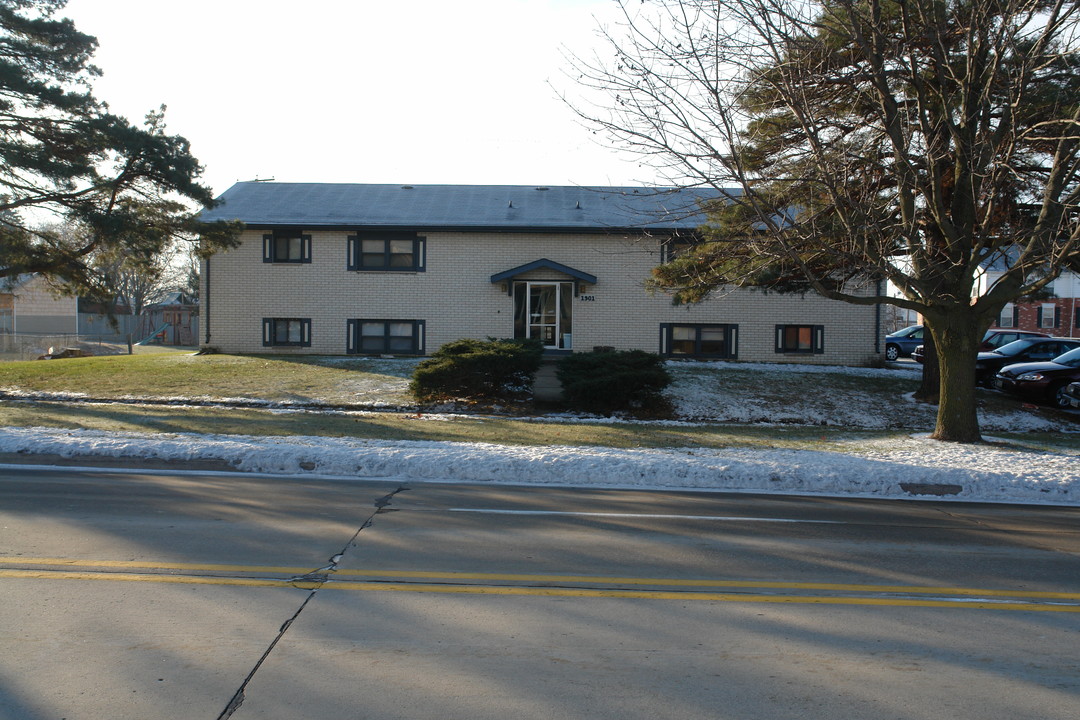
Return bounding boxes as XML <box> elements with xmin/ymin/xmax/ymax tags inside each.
<box><xmin>660</xmin><ymin>323</ymin><xmax>737</xmax><ymax>358</ymax></box>
<box><xmin>995</xmin><ymin>303</ymin><xmax>1018</xmax><ymax>328</ymax></box>
<box><xmin>262</xmin><ymin>318</ymin><xmax>311</xmax><ymax>347</ymax></box>
<box><xmin>660</xmin><ymin>234</ymin><xmax>699</xmax><ymax>264</ymax></box>
<box><xmin>347</xmin><ymin>233</ymin><xmax>426</xmax><ymax>271</ymax></box>
<box><xmin>347</xmin><ymin>319</ymin><xmax>425</xmax><ymax>355</ymax></box>
<box><xmin>775</xmin><ymin>324</ymin><xmax>824</xmax><ymax>354</ymax></box>
<box><xmin>1037</xmin><ymin>303</ymin><xmax>1061</xmax><ymax>329</ymax></box>
<box><xmin>262</xmin><ymin>231</ymin><xmax>312</xmax><ymax>263</ymax></box>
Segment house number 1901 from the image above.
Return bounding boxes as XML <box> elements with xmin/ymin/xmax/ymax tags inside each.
<box><xmin>579</xmin><ymin>295</ymin><xmax>596</xmax><ymax>302</ymax></box>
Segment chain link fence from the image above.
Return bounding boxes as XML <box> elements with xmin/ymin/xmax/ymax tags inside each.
<box><xmin>0</xmin><ymin>332</ymin><xmax>136</xmax><ymax>362</ymax></box>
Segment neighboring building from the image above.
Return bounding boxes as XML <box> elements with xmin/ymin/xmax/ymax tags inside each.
<box><xmin>1</xmin><ymin>276</ymin><xmax>199</xmax><ymax>347</ymax></box>
<box><xmin>0</xmin><ymin>274</ymin><xmax>78</xmax><ymax>335</ymax></box>
<box><xmin>198</xmin><ymin>182</ymin><xmax>882</xmax><ymax>364</ymax></box>
<box><xmin>978</xmin><ymin>257</ymin><xmax>1080</xmax><ymax>337</ymax></box>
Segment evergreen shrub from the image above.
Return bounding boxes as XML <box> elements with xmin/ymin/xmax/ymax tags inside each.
<box><xmin>410</xmin><ymin>337</ymin><xmax>544</xmax><ymax>403</ymax></box>
<box><xmin>556</xmin><ymin>349</ymin><xmax>672</xmax><ymax>414</ymax></box>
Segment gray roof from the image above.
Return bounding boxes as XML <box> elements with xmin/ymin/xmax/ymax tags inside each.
<box><xmin>199</xmin><ymin>182</ymin><xmax>728</xmax><ymax>232</ymax></box>
<box><xmin>980</xmin><ymin>248</ymin><xmax>1022</xmax><ymax>272</ymax></box>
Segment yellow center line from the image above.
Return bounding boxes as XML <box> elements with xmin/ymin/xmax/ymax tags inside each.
<box><xmin>2</xmin><ymin>558</ymin><xmax>1080</xmax><ymax>610</ymax></box>
<box><xmin>0</xmin><ymin>568</ymin><xmax>1078</xmax><ymax>612</ymax></box>
<box><xmin>2</xmin><ymin>557</ymin><xmax>1079</xmax><ymax>600</ymax></box>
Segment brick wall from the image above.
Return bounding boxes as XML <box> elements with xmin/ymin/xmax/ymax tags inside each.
<box><xmin>204</xmin><ymin>229</ymin><xmax>882</xmax><ymax>365</ymax></box>
<box><xmin>994</xmin><ymin>299</ymin><xmax>1080</xmax><ymax>337</ymax></box>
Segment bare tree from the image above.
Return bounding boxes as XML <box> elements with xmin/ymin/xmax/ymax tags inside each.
<box><xmin>48</xmin><ymin>207</ymin><xmax>204</xmax><ymax>324</ymax></box>
<box><xmin>565</xmin><ymin>0</ymin><xmax>1080</xmax><ymax>442</ymax></box>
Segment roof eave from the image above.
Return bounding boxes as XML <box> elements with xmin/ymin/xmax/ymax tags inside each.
<box><xmin>230</xmin><ymin>222</ymin><xmax>695</xmax><ymax>235</ymax></box>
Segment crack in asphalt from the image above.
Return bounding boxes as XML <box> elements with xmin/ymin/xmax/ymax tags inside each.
<box><xmin>215</xmin><ymin>485</ymin><xmax>409</xmax><ymax>720</ymax></box>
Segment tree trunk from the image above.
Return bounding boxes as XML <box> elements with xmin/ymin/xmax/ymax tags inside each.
<box><xmin>915</xmin><ymin>332</ymin><xmax>939</xmax><ymax>402</ymax></box>
<box><xmin>927</xmin><ymin>315</ymin><xmax>984</xmax><ymax>443</ymax></box>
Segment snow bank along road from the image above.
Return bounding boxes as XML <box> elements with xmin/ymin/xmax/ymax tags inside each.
<box><xmin>0</xmin><ymin>424</ymin><xmax>1076</xmax><ymax>507</ymax></box>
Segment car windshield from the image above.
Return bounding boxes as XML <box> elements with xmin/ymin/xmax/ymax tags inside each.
<box><xmin>1053</xmin><ymin>347</ymin><xmax>1080</xmax><ymax>367</ymax></box>
<box><xmin>892</xmin><ymin>325</ymin><xmax>921</xmax><ymax>337</ymax></box>
<box><xmin>993</xmin><ymin>339</ymin><xmax>1038</xmax><ymax>356</ymax></box>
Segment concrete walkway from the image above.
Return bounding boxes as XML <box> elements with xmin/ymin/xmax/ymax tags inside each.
<box><xmin>533</xmin><ymin>359</ymin><xmax>564</xmax><ymax>402</ymax></box>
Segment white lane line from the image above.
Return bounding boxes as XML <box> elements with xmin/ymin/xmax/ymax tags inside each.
<box><xmin>446</xmin><ymin>508</ymin><xmax>845</xmax><ymax>523</ymax></box>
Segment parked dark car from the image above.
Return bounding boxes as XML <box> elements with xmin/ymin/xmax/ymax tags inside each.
<box><xmin>909</xmin><ymin>329</ymin><xmax>1050</xmax><ymax>364</ymax></box>
<box><xmin>1064</xmin><ymin>381</ymin><xmax>1080</xmax><ymax>409</ymax></box>
<box><xmin>980</xmin><ymin>329</ymin><xmax>1051</xmax><ymax>351</ymax></box>
<box><xmin>884</xmin><ymin>325</ymin><xmax>924</xmax><ymax>361</ymax></box>
<box><xmin>975</xmin><ymin>338</ymin><xmax>1080</xmax><ymax>386</ymax></box>
<box><xmin>994</xmin><ymin>345</ymin><xmax>1080</xmax><ymax>408</ymax></box>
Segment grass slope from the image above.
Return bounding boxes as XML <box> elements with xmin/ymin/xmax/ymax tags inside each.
<box><xmin>0</xmin><ymin>352</ymin><xmax>1074</xmax><ymax>453</ymax></box>
<box><xmin>0</xmin><ymin>352</ymin><xmax>417</xmax><ymax>405</ymax></box>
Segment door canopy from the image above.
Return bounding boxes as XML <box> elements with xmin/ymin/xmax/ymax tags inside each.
<box><xmin>490</xmin><ymin>258</ymin><xmax>597</xmax><ymax>296</ymax></box>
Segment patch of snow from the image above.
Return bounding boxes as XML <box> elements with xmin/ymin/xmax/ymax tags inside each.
<box><xmin>666</xmin><ymin>358</ymin><xmax>920</xmax><ymax>377</ymax></box>
<box><xmin>2</xmin><ymin>358</ymin><xmax>1076</xmax><ymax>506</ymax></box>
<box><xmin>0</xmin><ymin>426</ymin><xmax>1076</xmax><ymax>507</ymax></box>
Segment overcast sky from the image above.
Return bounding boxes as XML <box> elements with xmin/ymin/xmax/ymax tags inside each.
<box><xmin>62</xmin><ymin>0</ymin><xmax>655</xmax><ymax>198</ymax></box>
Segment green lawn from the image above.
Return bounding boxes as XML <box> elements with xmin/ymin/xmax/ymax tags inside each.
<box><xmin>0</xmin><ymin>352</ymin><xmax>1075</xmax><ymax>454</ymax></box>
<box><xmin>0</xmin><ymin>352</ymin><xmax>418</xmax><ymax>405</ymax></box>
<box><xmin>0</xmin><ymin>398</ymin><xmax>898</xmax><ymax>450</ymax></box>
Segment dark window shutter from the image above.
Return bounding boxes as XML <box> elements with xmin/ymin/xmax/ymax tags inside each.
<box><xmin>1013</xmin><ymin>305</ymin><xmax>1020</xmax><ymax>327</ymax></box>
<box><xmin>1054</xmin><ymin>305</ymin><xmax>1062</xmax><ymax>328</ymax></box>
<box><xmin>262</xmin><ymin>234</ymin><xmax>273</xmax><ymax>263</ymax></box>
<box><xmin>1037</xmin><ymin>306</ymin><xmax>1043</xmax><ymax>326</ymax></box>
<box><xmin>262</xmin><ymin>318</ymin><xmax>273</xmax><ymax>346</ymax></box>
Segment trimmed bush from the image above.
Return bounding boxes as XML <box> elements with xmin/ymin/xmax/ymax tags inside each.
<box><xmin>556</xmin><ymin>349</ymin><xmax>672</xmax><ymax>414</ymax></box>
<box><xmin>410</xmin><ymin>337</ymin><xmax>544</xmax><ymax>403</ymax></box>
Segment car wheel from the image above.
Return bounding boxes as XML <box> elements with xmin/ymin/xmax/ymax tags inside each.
<box><xmin>1050</xmin><ymin>382</ymin><xmax>1072</xmax><ymax>409</ymax></box>
<box><xmin>885</xmin><ymin>344</ymin><xmax>900</xmax><ymax>361</ymax></box>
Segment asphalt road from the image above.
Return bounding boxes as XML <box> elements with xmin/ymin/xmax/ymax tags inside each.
<box><xmin>1</xmin><ymin>465</ymin><xmax>1079</xmax><ymax>720</ymax></box>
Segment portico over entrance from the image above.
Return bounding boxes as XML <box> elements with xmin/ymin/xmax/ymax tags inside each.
<box><xmin>490</xmin><ymin>259</ymin><xmax>597</xmax><ymax>353</ymax></box>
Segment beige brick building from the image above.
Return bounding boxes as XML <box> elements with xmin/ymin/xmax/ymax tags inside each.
<box><xmin>200</xmin><ymin>183</ymin><xmax>883</xmax><ymax>365</ymax></box>
<box><xmin>0</xmin><ymin>274</ymin><xmax>78</xmax><ymax>335</ymax></box>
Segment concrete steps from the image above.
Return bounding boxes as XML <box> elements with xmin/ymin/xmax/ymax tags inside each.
<box><xmin>532</xmin><ymin>358</ymin><xmax>564</xmax><ymax>402</ymax></box>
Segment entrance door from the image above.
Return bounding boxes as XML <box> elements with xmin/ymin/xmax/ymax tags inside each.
<box><xmin>529</xmin><ymin>283</ymin><xmax>559</xmax><ymax>348</ymax></box>
<box><xmin>514</xmin><ymin>281</ymin><xmax>573</xmax><ymax>350</ymax></box>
